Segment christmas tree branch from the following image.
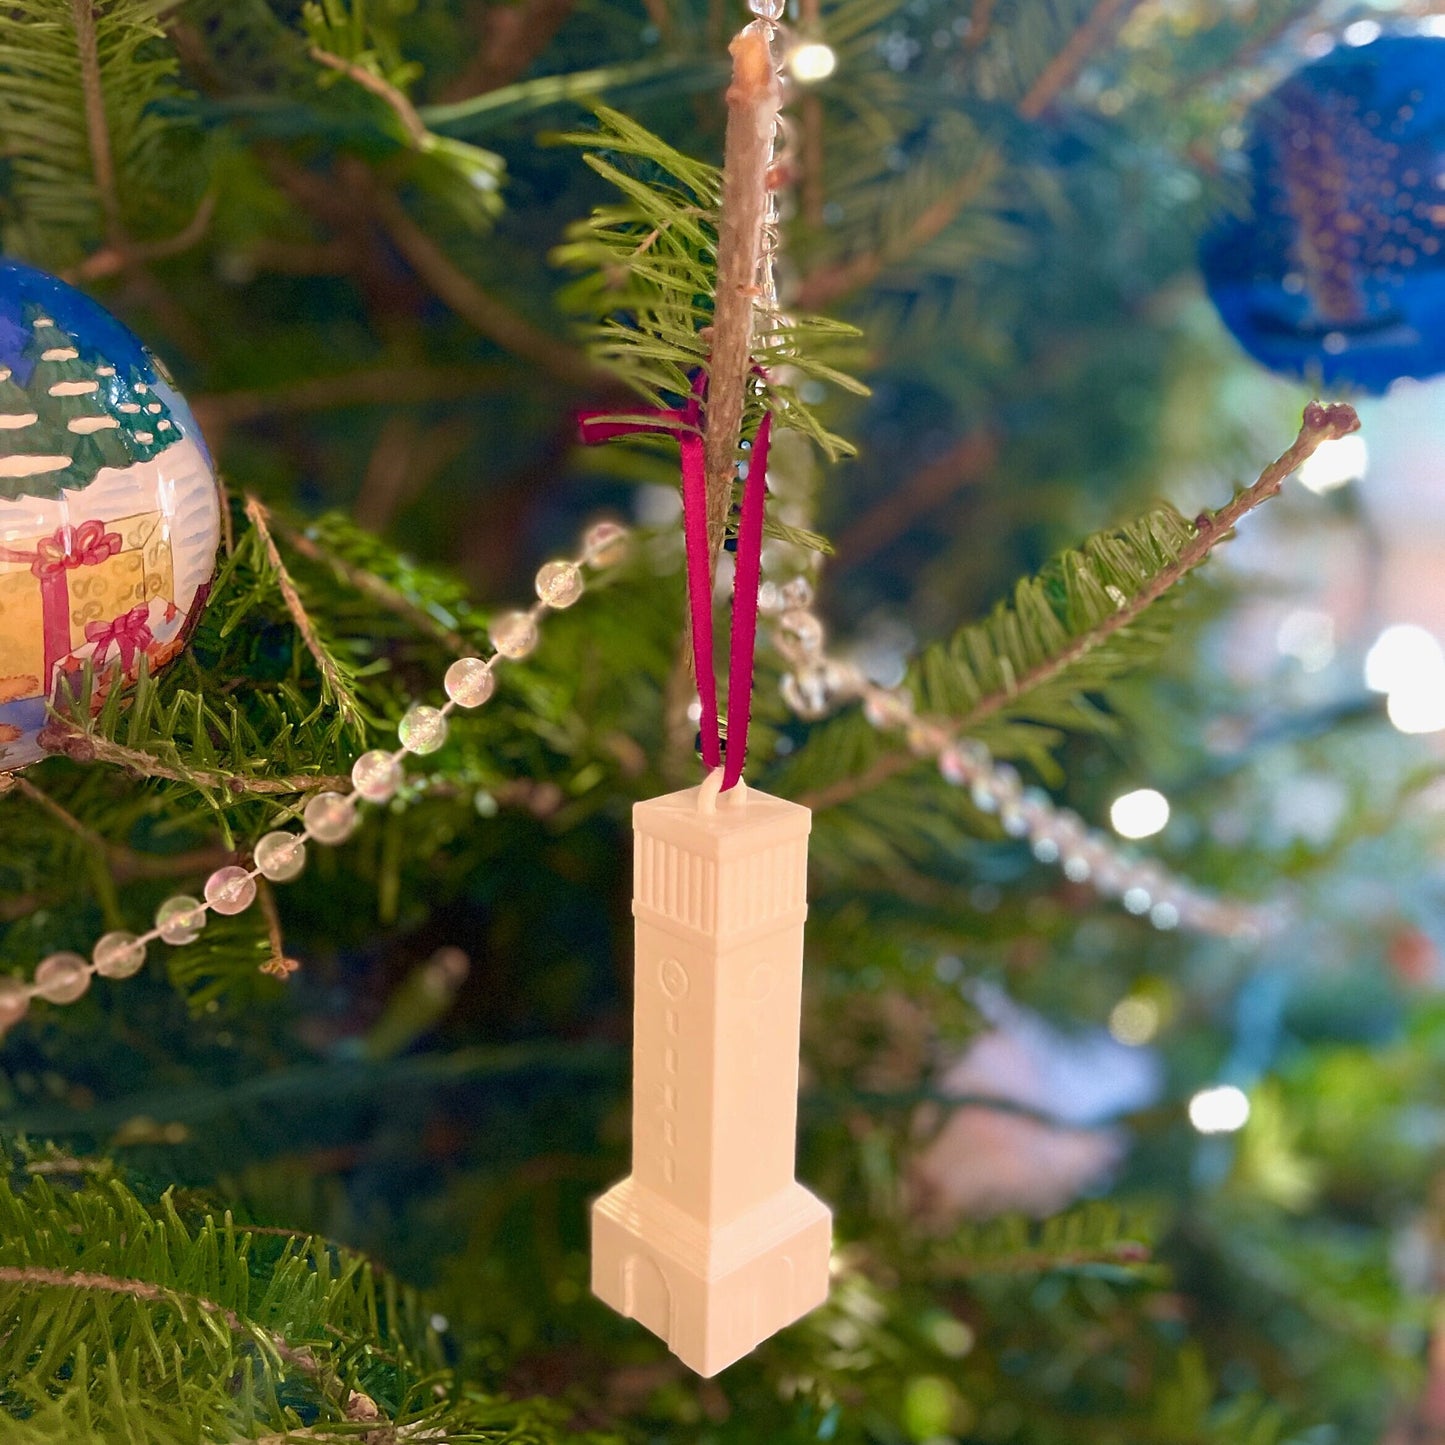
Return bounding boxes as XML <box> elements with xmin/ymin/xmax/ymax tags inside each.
<box><xmin>366</xmin><ymin>183</ymin><xmax>612</xmax><ymax>392</ymax></box>
<box><xmin>909</xmin><ymin>1204</ymin><xmax>1160</xmax><ymax>1280</ymax></box>
<box><xmin>0</xmin><ymin>1265</ymin><xmax>321</xmax><ymax>1376</ymax></box>
<box><xmin>268</xmin><ymin>514</ymin><xmax>471</xmax><ymax>655</ymax></box>
<box><xmin>71</xmin><ymin>0</ymin><xmax>124</xmax><ymax>246</ymax></box>
<box><xmin>67</xmin><ymin>192</ymin><xmax>217</xmax><ymax>282</ymax></box>
<box><xmin>309</xmin><ymin>44</ymin><xmax>427</xmax><ymax>144</ymax></box>
<box><xmin>245</xmin><ymin>494</ymin><xmax>368</xmax><ymax>738</ymax></box>
<box><xmin>4</xmin><ymin>779</ymin><xmax>230</xmax><ymax>908</ymax></box>
<box><xmin>794</xmin><ymin>0</ymin><xmax>1148</xmax><ymax>311</ymax></box>
<box><xmin>41</xmin><ymin>725</ymin><xmax>348</xmax><ymax>797</ymax></box>
<box><xmin>704</xmin><ymin>22</ymin><xmax>781</xmax><ymax>563</ymax></box>
<box><xmin>11</xmin><ymin>776</ymin><xmax>111</xmax><ymax>854</ymax></box>
<box><xmin>435</xmin><ymin>0</ymin><xmax>577</xmax><ymax>102</ymax></box>
<box><xmin>799</xmin><ymin>402</ymin><xmax>1360</xmax><ymax>811</ymax></box>
<box><xmin>931</xmin><ymin>1238</ymin><xmax>1154</xmax><ymax>1277</ymax></box>
<box><xmin>0</xmin><ymin>835</ymin><xmax>226</xmax><ymax>922</ymax></box>
<box><xmin>192</xmin><ymin>362</ymin><xmax>509</xmax><ymax>430</ymax></box>
<box><xmin>952</xmin><ymin>401</ymin><xmax>1359</xmax><ymax>735</ymax></box>
<box><xmin>1016</xmin><ymin>0</ymin><xmax>1148</xmax><ymax>119</ymax></box>
<box><xmin>834</xmin><ymin>428</ymin><xmax>998</xmax><ymax>567</ymax></box>
<box><xmin>796</xmin><ymin>749</ymin><xmax>914</xmax><ymax>812</ymax></box>
<box><xmin>793</xmin><ymin>157</ymin><xmax>999</xmax><ymax>311</ymax></box>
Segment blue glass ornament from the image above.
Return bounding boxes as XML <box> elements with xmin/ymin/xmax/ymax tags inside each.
<box><xmin>0</xmin><ymin>259</ymin><xmax>221</xmax><ymax>770</ymax></box>
<box><xmin>1202</xmin><ymin>34</ymin><xmax>1445</xmax><ymax>392</ymax></box>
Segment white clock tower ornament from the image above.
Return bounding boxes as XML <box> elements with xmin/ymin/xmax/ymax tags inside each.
<box><xmin>591</xmin><ymin>775</ymin><xmax>832</xmax><ymax>1376</ymax></box>
<box><xmin>587</xmin><ymin>7</ymin><xmax>831</xmax><ymax>1373</ymax></box>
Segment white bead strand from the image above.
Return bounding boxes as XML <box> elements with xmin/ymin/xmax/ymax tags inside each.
<box><xmin>93</xmin><ymin>932</ymin><xmax>146</xmax><ymax>980</ymax></box>
<box><xmin>255</xmin><ymin>831</ymin><xmax>307</xmax><ymax>883</ymax></box>
<box><xmin>0</xmin><ymin>520</ymin><xmax>631</xmax><ymax>1038</ymax></box>
<box><xmin>204</xmin><ymin>866</ymin><xmax>258</xmax><ymax>917</ymax></box>
<box><xmin>398</xmin><ymin>704</ymin><xmax>448</xmax><ymax>756</ymax></box>
<box><xmin>766</xmin><ymin>591</ymin><xmax>1273</xmax><ymax>940</ymax></box>
<box><xmin>445</xmin><ymin>657</ymin><xmax>496</xmax><ymax>709</ymax></box>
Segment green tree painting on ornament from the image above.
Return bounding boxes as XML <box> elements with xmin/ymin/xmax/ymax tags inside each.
<box><xmin>0</xmin><ymin>0</ymin><xmax>1440</xmax><ymax>1442</ymax></box>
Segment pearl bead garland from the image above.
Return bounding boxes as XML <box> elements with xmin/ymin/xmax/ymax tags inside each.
<box><xmin>35</xmin><ymin>952</ymin><xmax>90</xmax><ymax>1004</ymax></box>
<box><xmin>94</xmin><ymin>931</ymin><xmax>146</xmax><ymax>979</ymax></box>
<box><xmin>157</xmin><ymin>895</ymin><xmax>207</xmax><ymax>946</ymax></box>
<box><xmin>255</xmin><ymin>831</ymin><xmax>306</xmax><ymax>882</ymax></box>
<box><xmin>760</xmin><ymin>580</ymin><xmax>1275</xmax><ymax>941</ymax></box>
<box><xmin>0</xmin><ymin>522</ymin><xmax>631</xmax><ymax>1038</ymax></box>
<box><xmin>304</xmin><ymin>792</ymin><xmax>359</xmax><ymax>845</ymax></box>
<box><xmin>204</xmin><ymin>866</ymin><xmax>258</xmax><ymax>917</ymax></box>
<box><xmin>490</xmin><ymin>610</ymin><xmax>539</xmax><ymax>660</ymax></box>
<box><xmin>444</xmin><ymin>657</ymin><xmax>495</xmax><ymax>709</ymax></box>
<box><xmin>352</xmin><ymin>750</ymin><xmax>403</xmax><ymax>803</ymax></box>
<box><xmin>398</xmin><ymin>704</ymin><xmax>448</xmax><ymax>755</ymax></box>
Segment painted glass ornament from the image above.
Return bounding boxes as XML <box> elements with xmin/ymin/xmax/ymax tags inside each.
<box><xmin>0</xmin><ymin>259</ymin><xmax>221</xmax><ymax>770</ymax></box>
<box><xmin>1201</xmin><ymin>34</ymin><xmax>1445</xmax><ymax>391</ymax></box>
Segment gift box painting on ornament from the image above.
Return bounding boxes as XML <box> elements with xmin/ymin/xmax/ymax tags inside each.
<box><xmin>0</xmin><ymin>260</ymin><xmax>221</xmax><ymax>772</ymax></box>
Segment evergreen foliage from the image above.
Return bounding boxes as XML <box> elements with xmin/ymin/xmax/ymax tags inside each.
<box><xmin>0</xmin><ymin>1141</ymin><xmax>605</xmax><ymax>1443</ymax></box>
<box><xmin>553</xmin><ymin>106</ymin><xmax>866</xmax><ymax>465</ymax></box>
<box><xmin>0</xmin><ymin>1</ymin><xmax>1432</xmax><ymax>1442</ymax></box>
<box><xmin>0</xmin><ymin>0</ymin><xmax>202</xmax><ymax>262</ymax></box>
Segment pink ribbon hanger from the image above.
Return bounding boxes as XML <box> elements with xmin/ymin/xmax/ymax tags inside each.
<box><xmin>581</xmin><ymin>370</ymin><xmax>770</xmax><ymax>791</ymax></box>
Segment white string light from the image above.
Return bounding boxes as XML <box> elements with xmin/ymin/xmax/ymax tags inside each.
<box><xmin>1110</xmin><ymin>788</ymin><xmax>1171</xmax><ymax>841</ymax></box>
<box><xmin>0</xmin><ymin>521</ymin><xmax>630</xmax><ymax>1038</ymax></box>
<box><xmin>1187</xmin><ymin>1084</ymin><xmax>1251</xmax><ymax>1134</ymax></box>
<box><xmin>787</xmin><ymin>41</ymin><xmax>837</xmax><ymax>84</ymax></box>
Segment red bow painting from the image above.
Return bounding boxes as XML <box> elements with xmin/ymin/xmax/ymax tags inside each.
<box><xmin>84</xmin><ymin>604</ymin><xmax>153</xmax><ymax>672</ymax></box>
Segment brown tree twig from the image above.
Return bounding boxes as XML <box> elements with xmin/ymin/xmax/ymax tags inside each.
<box><xmin>833</xmin><ymin>429</ymin><xmax>998</xmax><ymax>566</ymax></box>
<box><xmin>640</xmin><ymin>0</ymin><xmax>672</xmax><ymax>39</ymax></box>
<box><xmin>231</xmin><ymin>236</ymin><xmax>355</xmax><ymax>278</ymax></box>
<box><xmin>256</xmin><ymin>879</ymin><xmax>298</xmax><ymax>979</ymax></box>
<box><xmin>966</xmin><ymin>0</ymin><xmax>998</xmax><ymax>50</ymax></box>
<box><xmin>798</xmin><ymin>0</ymin><xmax>826</xmax><ymax>227</ymax></box>
<box><xmin>354</xmin><ymin>414</ymin><xmax>474</xmax><ymax>533</ymax></box>
<box><xmin>797</xmin><ymin>403</ymin><xmax>1361</xmax><ymax>811</ymax></box>
<box><xmin>793</xmin><ymin>157</ymin><xmax>999</xmax><ymax>311</ymax></box>
<box><xmin>704</xmin><ymin>23</ymin><xmax>782</xmax><ymax>566</ymax></box>
<box><xmin>11</xmin><ymin>776</ymin><xmax>112</xmax><ymax>855</ymax></box>
<box><xmin>245</xmin><ymin>495</ymin><xmax>367</xmax><ymax>736</ymax></box>
<box><xmin>928</xmin><ymin>1239</ymin><xmax>1153</xmax><ymax>1276</ymax></box>
<box><xmin>366</xmin><ymin>185</ymin><xmax>612</xmax><ymax>392</ymax></box>
<box><xmin>267</xmin><ymin>515</ymin><xmax>470</xmax><ymax>656</ymax></box>
<box><xmin>796</xmin><ymin>748</ymin><xmax>914</xmax><ymax>813</ymax></box>
<box><xmin>67</xmin><ymin>194</ymin><xmax>218</xmax><ymax>283</ymax></box>
<box><xmin>2</xmin><ymin>779</ymin><xmax>231</xmax><ymax>910</ymax></box>
<box><xmin>310</xmin><ymin>46</ymin><xmax>429</xmax><ymax>146</ymax></box>
<box><xmin>40</xmin><ymin>724</ymin><xmax>348</xmax><ymax>798</ymax></box>
<box><xmin>71</xmin><ymin>0</ymin><xmax>123</xmax><ymax>246</ymax></box>
<box><xmin>1017</xmin><ymin>0</ymin><xmax>1147</xmax><ymax>119</ymax></box>
<box><xmin>437</xmin><ymin>0</ymin><xmax>579</xmax><ymax>101</ymax></box>
<box><xmin>800</xmin><ymin>91</ymin><xmax>826</xmax><ymax>229</ymax></box>
<box><xmin>952</xmin><ymin>402</ymin><xmax>1360</xmax><ymax>733</ymax></box>
<box><xmin>0</xmin><ymin>1265</ymin><xmax>319</xmax><ymax>1376</ymax></box>
<box><xmin>191</xmin><ymin>363</ymin><xmax>510</xmax><ymax>432</ymax></box>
